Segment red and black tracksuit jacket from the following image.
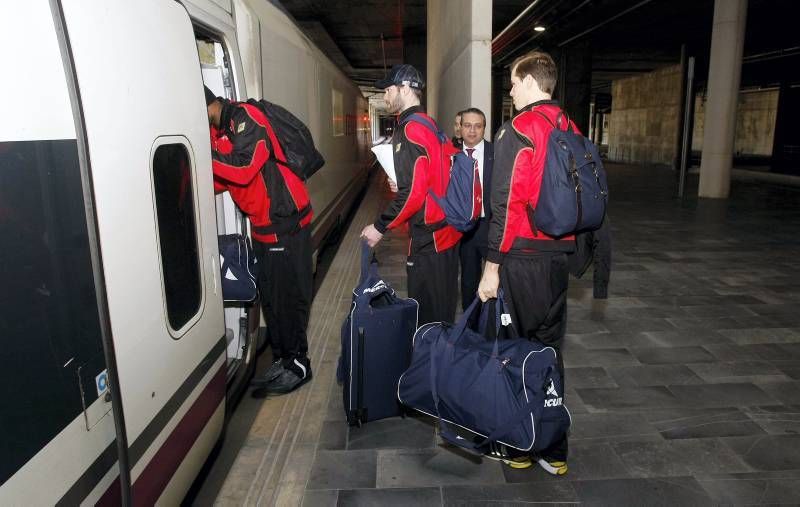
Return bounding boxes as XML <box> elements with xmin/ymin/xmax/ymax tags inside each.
<box><xmin>210</xmin><ymin>100</ymin><xmax>312</xmax><ymax>244</ymax></box>
<box><xmin>374</xmin><ymin>106</ymin><xmax>461</xmax><ymax>255</ymax></box>
<box><xmin>487</xmin><ymin>100</ymin><xmax>576</xmax><ymax>265</ymax></box>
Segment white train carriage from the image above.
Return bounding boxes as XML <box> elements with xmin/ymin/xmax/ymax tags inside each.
<box><xmin>0</xmin><ymin>0</ymin><xmax>370</xmax><ymax>504</ymax></box>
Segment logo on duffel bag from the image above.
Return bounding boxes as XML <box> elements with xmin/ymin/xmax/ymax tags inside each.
<box><xmin>363</xmin><ymin>280</ymin><xmax>388</xmax><ymax>294</ymax></box>
<box><xmin>544</xmin><ymin>379</ymin><xmax>563</xmax><ymax>407</ymax></box>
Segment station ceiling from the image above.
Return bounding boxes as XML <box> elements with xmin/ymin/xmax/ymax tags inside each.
<box><xmin>279</xmin><ymin>0</ymin><xmax>800</xmax><ymax>94</ymax></box>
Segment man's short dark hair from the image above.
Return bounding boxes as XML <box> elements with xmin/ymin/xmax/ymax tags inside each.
<box><xmin>511</xmin><ymin>51</ymin><xmax>557</xmax><ymax>95</ymax></box>
<box><xmin>460</xmin><ymin>107</ymin><xmax>486</xmax><ymax>126</ymax></box>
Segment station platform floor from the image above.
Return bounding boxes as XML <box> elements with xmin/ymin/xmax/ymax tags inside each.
<box><xmin>211</xmin><ymin>163</ymin><xmax>800</xmax><ymax>506</ymax></box>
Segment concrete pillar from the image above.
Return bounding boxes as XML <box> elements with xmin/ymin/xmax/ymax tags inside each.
<box><xmin>594</xmin><ymin>110</ymin><xmax>603</xmax><ymax>145</ymax></box>
<box><xmin>698</xmin><ymin>0</ymin><xmax>747</xmax><ymax>198</ymax></box>
<box><xmin>427</xmin><ymin>0</ymin><xmax>492</xmax><ymax>134</ymax></box>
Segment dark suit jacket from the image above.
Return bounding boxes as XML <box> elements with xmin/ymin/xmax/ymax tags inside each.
<box><xmin>462</xmin><ymin>140</ymin><xmax>493</xmax><ymax>249</ymax></box>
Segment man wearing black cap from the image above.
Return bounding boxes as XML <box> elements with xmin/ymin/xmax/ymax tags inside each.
<box><xmin>361</xmin><ymin>65</ymin><xmax>461</xmax><ymax>325</ymax></box>
<box><xmin>205</xmin><ymin>86</ymin><xmax>314</xmax><ymax>396</ymax></box>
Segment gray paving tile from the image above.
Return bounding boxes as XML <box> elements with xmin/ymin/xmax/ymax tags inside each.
<box><xmin>611</xmin><ymin>440</ymin><xmax>693</xmax><ymax>477</ymax></box>
<box><xmin>566</xmin><ymin>331</ymin><xmax>651</xmax><ymax>350</ymax></box>
<box><xmin>688</xmin><ymin>361</ymin><xmax>789</xmax><ymax>384</ymax></box>
<box><xmin>563</xmin><ymin>367</ymin><xmax>618</xmax><ymax>388</ymax></box>
<box><xmin>774</xmin><ymin>361</ymin><xmax>800</xmax><ymax>380</ymax></box>
<box><xmin>666</xmin><ymin>316</ymin><xmax>744</xmax><ymax>331</ymax></box>
<box><xmin>698</xmin><ymin>475</ymin><xmax>800</xmax><ymax>505</ymax></box>
<box><xmin>683</xmin><ymin>304</ymin><xmax>758</xmax><ymax>318</ymax></box>
<box><xmin>569</xmin><ymin>412</ymin><xmax>661</xmax><ymax>443</ymax></box>
<box><xmin>643</xmin><ymin>407</ymin><xmax>766</xmax><ymax>439</ymax></box>
<box><xmin>504</xmin><ymin>442</ymin><xmax>632</xmax><ymax>483</ymax></box>
<box><xmin>301</xmin><ymin>489</ymin><xmax>339</xmax><ymax>507</ymax></box>
<box><xmin>347</xmin><ymin>415</ymin><xmax>435</xmax><ymax>450</ymax></box>
<box><xmin>779</xmin><ymin>343</ymin><xmax>800</xmax><ymax>359</ymax></box>
<box><xmin>744</xmin><ymin>405</ymin><xmax>800</xmax><ymax>435</ymax></box>
<box><xmin>562</xmin><ymin>346</ymin><xmax>640</xmax><ymax>368</ymax></box>
<box><xmin>703</xmin><ymin>343</ymin><xmax>789</xmax><ymax>362</ymax></box>
<box><xmin>754</xmin><ymin>381</ymin><xmax>800</xmax><ymax>405</ymax></box>
<box><xmin>610</xmin><ymin>364</ymin><xmax>704</xmax><ymax>387</ymax></box>
<box><xmin>338</xmin><ymin>488</ymin><xmax>441</xmax><ymax>506</ymax></box>
<box><xmin>318</xmin><ymin>420</ymin><xmax>348</xmax><ymax>450</ymax></box>
<box><xmin>602</xmin><ymin>318</ymin><xmax>676</xmax><ymax>334</ymax></box>
<box><xmin>668</xmin><ymin>438</ymin><xmax>752</xmax><ymax>474</ymax></box>
<box><xmin>639</xmin><ymin>329</ymin><xmax>732</xmax><ymax>348</ymax></box>
<box><xmin>718</xmin><ymin>327</ymin><xmax>800</xmax><ymax>345</ymax></box>
<box><xmin>307</xmin><ymin>450</ymin><xmax>377</xmax><ymax>490</ymax></box>
<box><xmin>575</xmin><ymin>386</ymin><xmax>682</xmax><ymax>410</ymax></box>
<box><xmin>667</xmin><ymin>383</ymin><xmax>780</xmax><ymax>408</ymax></box>
<box><xmin>442</xmin><ymin>481</ymin><xmax>578</xmax><ymax>505</ymax></box>
<box><xmin>376</xmin><ymin>447</ymin><xmax>505</xmax><ymax>488</ymax></box>
<box><xmin>722</xmin><ymin>435</ymin><xmax>800</xmax><ymax>471</ymax></box>
<box><xmin>631</xmin><ymin>346</ymin><xmax>716</xmax><ymax>365</ymax></box>
<box><xmin>572</xmin><ymin>476</ymin><xmax>714</xmax><ymax>506</ymax></box>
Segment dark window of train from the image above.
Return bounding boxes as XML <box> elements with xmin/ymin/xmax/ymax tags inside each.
<box><xmin>0</xmin><ymin>139</ymin><xmax>106</xmax><ymax>485</ymax></box>
<box><xmin>152</xmin><ymin>143</ymin><xmax>202</xmax><ymax>331</ymax></box>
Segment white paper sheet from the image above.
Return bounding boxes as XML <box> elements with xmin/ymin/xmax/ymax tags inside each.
<box><xmin>371</xmin><ymin>143</ymin><xmax>396</xmax><ymax>183</ymax></box>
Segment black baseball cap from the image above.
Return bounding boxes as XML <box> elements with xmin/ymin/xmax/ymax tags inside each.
<box><xmin>375</xmin><ymin>64</ymin><xmax>425</xmax><ymax>90</ymax></box>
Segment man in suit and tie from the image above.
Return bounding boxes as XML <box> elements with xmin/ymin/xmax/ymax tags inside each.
<box><xmin>458</xmin><ymin>107</ymin><xmax>493</xmax><ymax>310</ymax></box>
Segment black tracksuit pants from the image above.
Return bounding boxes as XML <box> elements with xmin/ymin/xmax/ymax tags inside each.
<box><xmin>254</xmin><ymin>227</ymin><xmax>312</xmax><ymax>369</ymax></box>
<box><xmin>500</xmin><ymin>252</ymin><xmax>569</xmax><ymax>461</ymax></box>
<box><xmin>407</xmin><ymin>246</ymin><xmax>459</xmax><ymax>325</ymax></box>
<box><xmin>459</xmin><ymin>218</ymin><xmax>488</xmax><ymax>310</ymax></box>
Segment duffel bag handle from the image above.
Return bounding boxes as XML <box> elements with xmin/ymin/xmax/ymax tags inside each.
<box><xmin>359</xmin><ymin>240</ymin><xmax>379</xmax><ymax>282</ymax></box>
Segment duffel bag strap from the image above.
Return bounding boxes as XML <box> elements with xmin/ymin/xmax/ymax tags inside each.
<box><xmin>359</xmin><ymin>240</ymin><xmax>379</xmax><ymax>282</ymax></box>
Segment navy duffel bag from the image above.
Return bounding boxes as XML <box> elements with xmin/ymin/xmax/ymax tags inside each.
<box><xmin>218</xmin><ymin>234</ymin><xmax>258</xmax><ymax>303</ymax></box>
<box><xmin>397</xmin><ymin>293</ymin><xmax>571</xmax><ymax>453</ymax></box>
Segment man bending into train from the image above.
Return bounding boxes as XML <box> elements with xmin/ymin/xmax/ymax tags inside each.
<box><xmin>205</xmin><ymin>86</ymin><xmax>313</xmax><ymax>396</ymax></box>
<box><xmin>361</xmin><ymin>65</ymin><xmax>461</xmax><ymax>325</ymax></box>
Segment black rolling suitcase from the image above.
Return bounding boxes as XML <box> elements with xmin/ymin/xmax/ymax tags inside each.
<box><xmin>336</xmin><ymin>243</ymin><xmax>419</xmax><ymax>426</ymax></box>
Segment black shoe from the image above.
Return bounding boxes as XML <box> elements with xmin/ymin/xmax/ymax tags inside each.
<box><xmin>252</xmin><ymin>360</ymin><xmax>312</xmax><ymax>397</ymax></box>
<box><xmin>250</xmin><ymin>359</ymin><xmax>284</xmax><ymax>388</ymax></box>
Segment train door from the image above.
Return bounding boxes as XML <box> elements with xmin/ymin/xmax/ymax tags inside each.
<box><xmin>0</xmin><ymin>3</ymin><xmax>118</xmax><ymax>504</ymax></box>
<box><xmin>57</xmin><ymin>0</ymin><xmax>226</xmax><ymax>503</ymax></box>
<box><xmin>194</xmin><ymin>27</ymin><xmax>261</xmax><ymax>401</ymax></box>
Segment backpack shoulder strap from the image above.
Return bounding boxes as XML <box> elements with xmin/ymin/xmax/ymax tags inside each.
<box><xmin>534</xmin><ymin>109</ymin><xmax>573</xmax><ymax>133</ymax></box>
<box><xmin>402</xmin><ymin>113</ymin><xmax>448</xmax><ymax>144</ymax></box>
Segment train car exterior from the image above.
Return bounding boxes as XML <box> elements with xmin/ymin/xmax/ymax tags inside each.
<box><xmin>0</xmin><ymin>0</ymin><xmax>370</xmax><ymax>504</ymax></box>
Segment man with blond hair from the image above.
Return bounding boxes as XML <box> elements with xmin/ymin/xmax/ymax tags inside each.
<box><xmin>478</xmin><ymin>51</ymin><xmax>577</xmax><ymax>475</ymax></box>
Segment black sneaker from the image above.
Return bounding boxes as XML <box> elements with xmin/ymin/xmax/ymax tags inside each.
<box><xmin>252</xmin><ymin>359</ymin><xmax>312</xmax><ymax>397</ymax></box>
<box><xmin>250</xmin><ymin>359</ymin><xmax>284</xmax><ymax>388</ymax></box>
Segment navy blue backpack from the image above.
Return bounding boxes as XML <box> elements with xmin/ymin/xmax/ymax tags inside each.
<box><xmin>400</xmin><ymin>114</ymin><xmax>482</xmax><ymax>232</ymax></box>
<box><xmin>398</xmin><ymin>292</ymin><xmax>571</xmax><ymax>454</ymax></box>
<box><xmin>523</xmin><ymin>111</ymin><xmax>608</xmax><ymax>238</ymax></box>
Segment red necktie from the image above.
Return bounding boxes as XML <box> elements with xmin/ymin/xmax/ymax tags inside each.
<box><xmin>465</xmin><ymin>149</ymin><xmax>481</xmax><ymax>219</ymax></box>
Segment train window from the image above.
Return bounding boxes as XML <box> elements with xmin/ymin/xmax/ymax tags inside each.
<box><xmin>332</xmin><ymin>89</ymin><xmax>345</xmax><ymax>137</ymax></box>
<box><xmin>151</xmin><ymin>141</ymin><xmax>202</xmax><ymax>333</ymax></box>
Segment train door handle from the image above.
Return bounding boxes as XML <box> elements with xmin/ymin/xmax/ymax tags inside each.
<box><xmin>211</xmin><ymin>255</ymin><xmax>218</xmax><ymax>295</ymax></box>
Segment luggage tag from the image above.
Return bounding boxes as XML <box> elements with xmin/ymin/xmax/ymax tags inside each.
<box><xmin>501</xmin><ymin>313</ymin><xmax>512</xmax><ymax>326</ymax></box>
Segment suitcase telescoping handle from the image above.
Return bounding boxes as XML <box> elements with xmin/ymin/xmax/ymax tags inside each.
<box><xmin>355</xmin><ymin>326</ymin><xmax>366</xmax><ymax>426</ymax></box>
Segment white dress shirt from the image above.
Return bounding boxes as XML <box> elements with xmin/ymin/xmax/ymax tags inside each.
<box><xmin>463</xmin><ymin>139</ymin><xmax>485</xmax><ymax>217</ymax></box>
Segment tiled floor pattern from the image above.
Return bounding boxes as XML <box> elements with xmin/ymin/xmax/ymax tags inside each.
<box><xmin>220</xmin><ymin>164</ymin><xmax>800</xmax><ymax>506</ymax></box>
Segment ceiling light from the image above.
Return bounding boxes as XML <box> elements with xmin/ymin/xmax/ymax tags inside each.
<box><xmin>534</xmin><ymin>26</ymin><xmax>546</xmax><ymax>32</ymax></box>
